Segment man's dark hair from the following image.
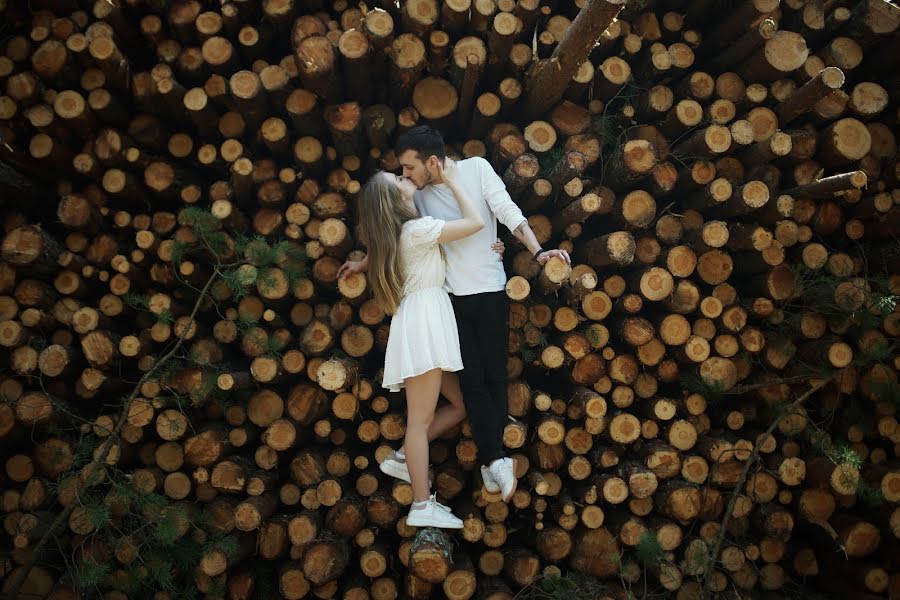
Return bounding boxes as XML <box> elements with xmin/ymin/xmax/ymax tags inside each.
<box><xmin>395</xmin><ymin>125</ymin><xmax>446</xmax><ymax>161</ymax></box>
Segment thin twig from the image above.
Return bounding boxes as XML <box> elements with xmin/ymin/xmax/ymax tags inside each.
<box><xmin>2</xmin><ymin>270</ymin><xmax>220</xmax><ymax>600</ymax></box>
<box><xmin>721</xmin><ymin>375</ymin><xmax>813</xmax><ymax>395</ymax></box>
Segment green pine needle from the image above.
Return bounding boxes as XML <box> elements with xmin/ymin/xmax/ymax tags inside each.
<box><xmin>69</xmin><ymin>557</ymin><xmax>111</xmax><ymax>593</ymax></box>
<box><xmin>245</xmin><ymin>237</ymin><xmax>278</xmax><ymax>266</ymax></box>
<box><xmin>84</xmin><ymin>503</ymin><xmax>112</xmax><ymax>529</ymax></box>
<box><xmin>179</xmin><ymin>206</ymin><xmax>220</xmax><ymax>232</ymax></box>
<box><xmin>234</xmin><ymin>313</ymin><xmax>260</xmax><ymax>338</ymax></box>
<box><xmin>157</xmin><ymin>309</ymin><xmax>175</xmax><ymax>325</ymax></box>
<box><xmin>266</xmin><ymin>335</ymin><xmax>286</xmax><ymax>358</ymax></box>
<box><xmin>256</xmin><ymin>268</ymin><xmax>278</xmax><ymax>293</ymax></box>
<box><xmin>829</xmin><ymin>443</ymin><xmax>862</xmax><ymax>470</ymax></box>
<box><xmin>145</xmin><ymin>553</ymin><xmax>175</xmax><ymax>589</ymax></box>
<box><xmin>27</xmin><ymin>335</ymin><xmax>47</xmax><ymax>351</ymax></box>
<box><xmin>273</xmin><ymin>240</ymin><xmax>307</xmax><ymax>264</ymax></box>
<box><xmin>856</xmin><ymin>481</ymin><xmax>885</xmax><ymax>507</ymax></box>
<box><xmin>123</xmin><ymin>292</ymin><xmax>150</xmax><ymax>310</ymax></box>
<box><xmin>170</xmin><ymin>240</ymin><xmax>187</xmax><ymax>266</ymax></box>
<box><xmin>537</xmin><ymin>332</ymin><xmax>550</xmax><ymax>349</ymax></box>
<box><xmin>153</xmin><ymin>512</ymin><xmax>183</xmax><ymax>546</ymax></box>
<box><xmin>72</xmin><ymin>436</ymin><xmax>98</xmax><ymax>467</ymax></box>
<box><xmin>538</xmin><ymin>147</ymin><xmax>563</xmax><ymax>175</ymax></box>
<box><xmin>585</xmin><ymin>327</ymin><xmax>604</xmax><ymax>347</ymax></box>
<box><xmin>678</xmin><ymin>372</ymin><xmax>725</xmax><ymax>404</ymax></box>
<box><xmin>282</xmin><ymin>262</ymin><xmax>308</xmax><ymax>287</ymax></box>
<box><xmin>634</xmin><ymin>531</ymin><xmax>664</xmax><ymax>567</ymax></box>
<box><xmin>203</xmin><ymin>533</ymin><xmax>240</xmax><ymax>557</ymax></box>
<box><xmin>518</xmin><ymin>571</ymin><xmax>610</xmax><ymax>600</ymax></box>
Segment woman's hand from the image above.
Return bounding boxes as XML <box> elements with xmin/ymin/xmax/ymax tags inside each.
<box><xmin>435</xmin><ymin>157</ymin><xmax>459</xmax><ymax>186</ymax></box>
<box><xmin>337</xmin><ymin>260</ymin><xmax>365</xmax><ymax>279</ymax></box>
<box><xmin>491</xmin><ymin>238</ymin><xmax>505</xmax><ymax>260</ymax></box>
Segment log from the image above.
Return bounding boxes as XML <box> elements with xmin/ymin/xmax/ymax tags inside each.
<box><xmin>776</xmin><ymin>66</ymin><xmax>845</xmax><ymax>126</ymax></box>
<box><xmin>579</xmin><ymin>232</ymin><xmax>636</xmax><ymax>268</ymax></box>
<box><xmin>1</xmin><ymin>3</ymin><xmax>898</xmax><ymax>600</ymax></box>
<box><xmin>409</xmin><ymin>528</ymin><xmax>454</xmax><ymax>583</ymax></box>
<box><xmin>294</xmin><ymin>35</ymin><xmax>341</xmax><ymax>105</ymax></box>
<box><xmin>522</xmin><ymin>0</ymin><xmax>626</xmax><ymax>120</ymax></box>
<box><xmin>737</xmin><ymin>30</ymin><xmax>810</xmax><ymax>83</ymax></box>
<box><xmin>705</xmin><ymin>18</ymin><xmax>778</xmax><ymax>73</ymax></box>
<box><xmin>785</xmin><ymin>171</ymin><xmax>868</xmax><ymax>199</ymax></box>
<box><xmin>819</xmin><ymin>118</ymin><xmax>873</xmax><ymax>166</ymax></box>
<box><xmin>603</xmin><ymin>140</ymin><xmax>658</xmax><ymax>191</ymax></box>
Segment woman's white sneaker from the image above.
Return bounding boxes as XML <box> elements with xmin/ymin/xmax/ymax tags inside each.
<box><xmin>488</xmin><ymin>457</ymin><xmax>517</xmax><ymax>502</ymax></box>
<box><xmin>406</xmin><ymin>494</ymin><xmax>463</xmax><ymax>529</ymax></box>
<box><xmin>379</xmin><ymin>452</ymin><xmax>411</xmax><ymax>483</ymax></box>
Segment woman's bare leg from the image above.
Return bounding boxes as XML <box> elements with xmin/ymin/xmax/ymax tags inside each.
<box><xmin>399</xmin><ymin>372</ymin><xmax>466</xmax><ymax>457</ymax></box>
<box><xmin>403</xmin><ymin>368</ymin><xmax>442</xmax><ymax>502</ymax></box>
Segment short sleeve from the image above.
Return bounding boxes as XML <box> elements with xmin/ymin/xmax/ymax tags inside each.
<box><xmin>405</xmin><ymin>216</ymin><xmax>445</xmax><ymax>248</ymax></box>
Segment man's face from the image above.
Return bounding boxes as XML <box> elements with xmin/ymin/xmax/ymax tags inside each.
<box><xmin>398</xmin><ymin>150</ymin><xmax>434</xmax><ymax>190</ymax></box>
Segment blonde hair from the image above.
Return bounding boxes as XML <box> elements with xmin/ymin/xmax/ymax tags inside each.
<box><xmin>357</xmin><ymin>172</ymin><xmax>417</xmax><ymax>315</ymax></box>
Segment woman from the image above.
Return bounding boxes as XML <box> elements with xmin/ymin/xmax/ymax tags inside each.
<box><xmin>356</xmin><ymin>160</ymin><xmax>484</xmax><ymax>529</ymax></box>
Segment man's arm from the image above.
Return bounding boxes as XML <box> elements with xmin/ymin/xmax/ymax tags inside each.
<box><xmin>511</xmin><ymin>220</ymin><xmax>571</xmax><ymax>265</ymax></box>
<box><xmin>479</xmin><ymin>158</ymin><xmax>571</xmax><ymax>265</ymax></box>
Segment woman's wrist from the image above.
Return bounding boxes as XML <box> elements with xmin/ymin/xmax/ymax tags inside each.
<box><xmin>533</xmin><ymin>247</ymin><xmax>544</xmax><ymax>259</ymax></box>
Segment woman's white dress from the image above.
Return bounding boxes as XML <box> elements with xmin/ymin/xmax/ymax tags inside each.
<box><xmin>381</xmin><ymin>216</ymin><xmax>464</xmax><ymax>392</ymax></box>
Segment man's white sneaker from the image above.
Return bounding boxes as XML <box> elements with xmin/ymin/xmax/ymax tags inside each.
<box><xmin>480</xmin><ymin>465</ymin><xmax>500</xmax><ymax>494</ymax></box>
<box><xmin>379</xmin><ymin>453</ymin><xmax>411</xmax><ymax>483</ymax></box>
<box><xmin>488</xmin><ymin>457</ymin><xmax>517</xmax><ymax>502</ymax></box>
<box><xmin>406</xmin><ymin>494</ymin><xmax>463</xmax><ymax>529</ymax></box>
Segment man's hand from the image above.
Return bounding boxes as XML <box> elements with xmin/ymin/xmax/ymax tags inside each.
<box><xmin>337</xmin><ymin>260</ymin><xmax>365</xmax><ymax>279</ymax></box>
<box><xmin>536</xmin><ymin>248</ymin><xmax>571</xmax><ymax>265</ymax></box>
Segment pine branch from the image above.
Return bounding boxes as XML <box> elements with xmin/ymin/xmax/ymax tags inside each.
<box><xmin>719</xmin><ymin>375</ymin><xmax>814</xmax><ymax>395</ymax></box>
<box><xmin>699</xmin><ymin>375</ymin><xmax>834</xmax><ymax>598</ymax></box>
<box><xmin>2</xmin><ymin>269</ymin><xmax>220</xmax><ymax>600</ymax></box>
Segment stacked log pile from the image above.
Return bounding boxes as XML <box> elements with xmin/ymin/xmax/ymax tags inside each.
<box><xmin>0</xmin><ymin>0</ymin><xmax>899</xmax><ymax>599</ymax></box>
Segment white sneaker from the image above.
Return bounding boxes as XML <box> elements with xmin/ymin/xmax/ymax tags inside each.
<box><xmin>480</xmin><ymin>465</ymin><xmax>500</xmax><ymax>494</ymax></box>
<box><xmin>406</xmin><ymin>494</ymin><xmax>463</xmax><ymax>529</ymax></box>
<box><xmin>379</xmin><ymin>452</ymin><xmax>411</xmax><ymax>483</ymax></box>
<box><xmin>488</xmin><ymin>457</ymin><xmax>517</xmax><ymax>502</ymax></box>
<box><xmin>380</xmin><ymin>452</ymin><xmax>438</xmax><ymax>492</ymax></box>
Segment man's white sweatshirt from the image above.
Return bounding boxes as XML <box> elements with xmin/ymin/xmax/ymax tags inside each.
<box><xmin>413</xmin><ymin>157</ymin><xmax>527</xmax><ymax>296</ymax></box>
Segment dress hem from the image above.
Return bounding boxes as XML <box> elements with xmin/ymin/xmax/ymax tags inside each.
<box><xmin>444</xmin><ymin>284</ymin><xmax>506</xmax><ymax>296</ymax></box>
<box><xmin>382</xmin><ymin>363</ymin><xmax>464</xmax><ymax>392</ymax></box>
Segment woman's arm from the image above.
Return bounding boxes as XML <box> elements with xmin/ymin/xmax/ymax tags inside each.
<box><xmin>435</xmin><ymin>159</ymin><xmax>485</xmax><ymax>243</ymax></box>
<box><xmin>337</xmin><ymin>254</ymin><xmax>369</xmax><ymax>279</ymax></box>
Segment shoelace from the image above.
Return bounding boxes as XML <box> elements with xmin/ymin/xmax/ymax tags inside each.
<box><xmin>429</xmin><ymin>493</ymin><xmax>453</xmax><ymax>514</ymax></box>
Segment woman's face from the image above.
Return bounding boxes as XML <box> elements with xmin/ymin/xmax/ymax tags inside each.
<box><xmin>382</xmin><ymin>172</ymin><xmax>418</xmax><ymax>212</ymax></box>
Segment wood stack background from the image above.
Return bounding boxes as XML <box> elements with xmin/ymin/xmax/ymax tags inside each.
<box><xmin>0</xmin><ymin>0</ymin><xmax>899</xmax><ymax>599</ymax></box>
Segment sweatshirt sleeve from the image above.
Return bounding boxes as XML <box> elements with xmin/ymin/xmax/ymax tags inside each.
<box><xmin>477</xmin><ymin>157</ymin><xmax>527</xmax><ymax>233</ymax></box>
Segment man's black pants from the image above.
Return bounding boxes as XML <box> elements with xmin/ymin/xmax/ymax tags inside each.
<box><xmin>450</xmin><ymin>291</ymin><xmax>508</xmax><ymax>467</ymax></box>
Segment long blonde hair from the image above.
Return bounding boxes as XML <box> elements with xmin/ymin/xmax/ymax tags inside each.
<box><xmin>357</xmin><ymin>172</ymin><xmax>417</xmax><ymax>315</ymax></box>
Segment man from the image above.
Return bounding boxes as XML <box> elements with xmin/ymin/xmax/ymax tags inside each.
<box><xmin>339</xmin><ymin>126</ymin><xmax>570</xmax><ymax>501</ymax></box>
